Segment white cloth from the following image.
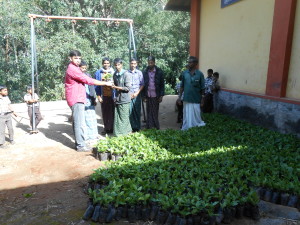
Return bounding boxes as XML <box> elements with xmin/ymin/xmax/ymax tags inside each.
<box><xmin>0</xmin><ymin>96</ymin><xmax>11</xmax><ymax>114</ymax></box>
<box><xmin>181</xmin><ymin>102</ymin><xmax>205</xmax><ymax>130</ymax></box>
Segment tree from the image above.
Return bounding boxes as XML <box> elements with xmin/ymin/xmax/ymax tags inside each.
<box><xmin>0</xmin><ymin>0</ymin><xmax>190</xmax><ymax>102</ymax></box>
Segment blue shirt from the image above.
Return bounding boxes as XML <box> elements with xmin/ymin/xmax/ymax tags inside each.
<box><xmin>128</xmin><ymin>69</ymin><xmax>144</xmax><ymax>94</ymax></box>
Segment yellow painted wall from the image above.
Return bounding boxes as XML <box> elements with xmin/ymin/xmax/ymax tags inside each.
<box><xmin>199</xmin><ymin>0</ymin><xmax>275</xmax><ymax>94</ymax></box>
<box><xmin>286</xmin><ymin>1</ymin><xmax>300</xmax><ymax>99</ymax></box>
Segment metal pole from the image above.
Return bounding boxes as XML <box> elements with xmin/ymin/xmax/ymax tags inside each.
<box><xmin>128</xmin><ymin>27</ymin><xmax>132</xmax><ymax>61</ymax></box>
<box><xmin>27</xmin><ymin>14</ymin><xmax>137</xmax><ymax>131</ymax></box>
<box><xmin>129</xmin><ymin>23</ymin><xmax>137</xmax><ymax>59</ymax></box>
<box><xmin>28</xmin><ymin>14</ymin><xmax>133</xmax><ymax>23</ymax></box>
<box><xmin>30</xmin><ymin>17</ymin><xmax>36</xmax><ymax>132</ymax></box>
<box><xmin>34</xmin><ymin>32</ymin><xmax>39</xmax><ymax>97</ymax></box>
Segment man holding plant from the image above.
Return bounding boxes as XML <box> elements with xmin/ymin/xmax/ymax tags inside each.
<box><xmin>95</xmin><ymin>57</ymin><xmax>115</xmax><ymax>135</ymax></box>
<box><xmin>65</xmin><ymin>50</ymin><xmax>112</xmax><ymax>152</ymax></box>
<box><xmin>180</xmin><ymin>56</ymin><xmax>206</xmax><ymax>130</ymax></box>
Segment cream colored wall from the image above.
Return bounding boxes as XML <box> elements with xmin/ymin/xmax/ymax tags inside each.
<box><xmin>286</xmin><ymin>1</ymin><xmax>300</xmax><ymax>99</ymax></box>
<box><xmin>199</xmin><ymin>0</ymin><xmax>275</xmax><ymax>94</ymax></box>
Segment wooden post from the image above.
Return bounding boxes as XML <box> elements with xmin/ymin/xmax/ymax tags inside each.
<box><xmin>266</xmin><ymin>0</ymin><xmax>297</xmax><ymax>97</ymax></box>
<box><xmin>189</xmin><ymin>0</ymin><xmax>201</xmax><ymax>59</ymax></box>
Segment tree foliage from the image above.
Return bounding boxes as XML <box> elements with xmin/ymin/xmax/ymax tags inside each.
<box><xmin>0</xmin><ymin>0</ymin><xmax>190</xmax><ymax>102</ymax></box>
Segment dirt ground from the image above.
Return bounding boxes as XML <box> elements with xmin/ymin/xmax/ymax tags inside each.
<box><xmin>0</xmin><ymin>96</ymin><xmax>299</xmax><ymax>225</ymax></box>
<box><xmin>0</xmin><ymin>96</ymin><xmax>180</xmax><ymax>225</ymax></box>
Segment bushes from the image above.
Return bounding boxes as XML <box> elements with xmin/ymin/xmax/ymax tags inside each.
<box><xmin>86</xmin><ymin>113</ymin><xmax>300</xmax><ymax>223</ymax></box>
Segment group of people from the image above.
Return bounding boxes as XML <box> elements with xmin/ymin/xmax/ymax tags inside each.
<box><xmin>1</xmin><ymin>52</ymin><xmax>220</xmax><ymax>151</ymax></box>
<box><xmin>65</xmin><ymin>50</ymin><xmax>165</xmax><ymax>152</ymax></box>
<box><xmin>202</xmin><ymin>69</ymin><xmax>220</xmax><ymax>113</ymax></box>
<box><xmin>176</xmin><ymin>56</ymin><xmax>220</xmax><ymax>131</ymax></box>
<box><xmin>0</xmin><ymin>85</ymin><xmax>42</xmax><ymax>148</ymax></box>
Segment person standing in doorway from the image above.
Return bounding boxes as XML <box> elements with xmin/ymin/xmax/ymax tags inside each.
<box><xmin>112</xmin><ymin>58</ymin><xmax>132</xmax><ymax>136</ymax></box>
<box><xmin>128</xmin><ymin>58</ymin><xmax>144</xmax><ymax>132</ymax></box>
<box><xmin>94</xmin><ymin>57</ymin><xmax>115</xmax><ymax>135</ymax></box>
<box><xmin>180</xmin><ymin>56</ymin><xmax>206</xmax><ymax>130</ymax></box>
<box><xmin>143</xmin><ymin>56</ymin><xmax>165</xmax><ymax>129</ymax></box>
<box><xmin>65</xmin><ymin>50</ymin><xmax>111</xmax><ymax>152</ymax></box>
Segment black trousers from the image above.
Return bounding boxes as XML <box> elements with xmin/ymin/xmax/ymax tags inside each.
<box><xmin>202</xmin><ymin>93</ymin><xmax>214</xmax><ymax>113</ymax></box>
<box><xmin>176</xmin><ymin>100</ymin><xmax>183</xmax><ymax>123</ymax></box>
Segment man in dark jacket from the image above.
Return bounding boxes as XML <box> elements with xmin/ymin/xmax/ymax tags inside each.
<box><xmin>143</xmin><ymin>56</ymin><xmax>165</xmax><ymax>129</ymax></box>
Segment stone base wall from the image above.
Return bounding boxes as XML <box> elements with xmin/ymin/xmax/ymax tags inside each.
<box><xmin>214</xmin><ymin>91</ymin><xmax>300</xmax><ymax>138</ymax></box>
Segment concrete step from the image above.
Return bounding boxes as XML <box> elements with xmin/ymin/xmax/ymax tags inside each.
<box><xmin>259</xmin><ymin>200</ymin><xmax>300</xmax><ymax>221</ymax></box>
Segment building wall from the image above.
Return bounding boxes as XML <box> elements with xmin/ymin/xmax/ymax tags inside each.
<box><xmin>199</xmin><ymin>0</ymin><xmax>275</xmax><ymax>94</ymax></box>
<box><xmin>286</xmin><ymin>1</ymin><xmax>300</xmax><ymax>99</ymax></box>
<box><xmin>215</xmin><ymin>91</ymin><xmax>300</xmax><ymax>137</ymax></box>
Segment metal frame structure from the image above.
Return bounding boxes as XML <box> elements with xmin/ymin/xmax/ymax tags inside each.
<box><xmin>28</xmin><ymin>14</ymin><xmax>137</xmax><ymax>132</ymax></box>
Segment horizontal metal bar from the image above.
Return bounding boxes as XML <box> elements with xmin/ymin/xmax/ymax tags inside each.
<box><xmin>28</xmin><ymin>14</ymin><xmax>133</xmax><ymax>23</ymax></box>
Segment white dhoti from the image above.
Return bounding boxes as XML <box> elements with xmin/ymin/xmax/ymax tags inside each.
<box><xmin>181</xmin><ymin>102</ymin><xmax>206</xmax><ymax>130</ymax></box>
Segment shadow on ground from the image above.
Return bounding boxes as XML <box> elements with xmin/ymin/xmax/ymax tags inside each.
<box><xmin>39</xmin><ymin>121</ymin><xmax>75</xmax><ymax>149</ymax></box>
<box><xmin>0</xmin><ymin>177</ymin><xmax>92</xmax><ymax>225</ymax></box>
